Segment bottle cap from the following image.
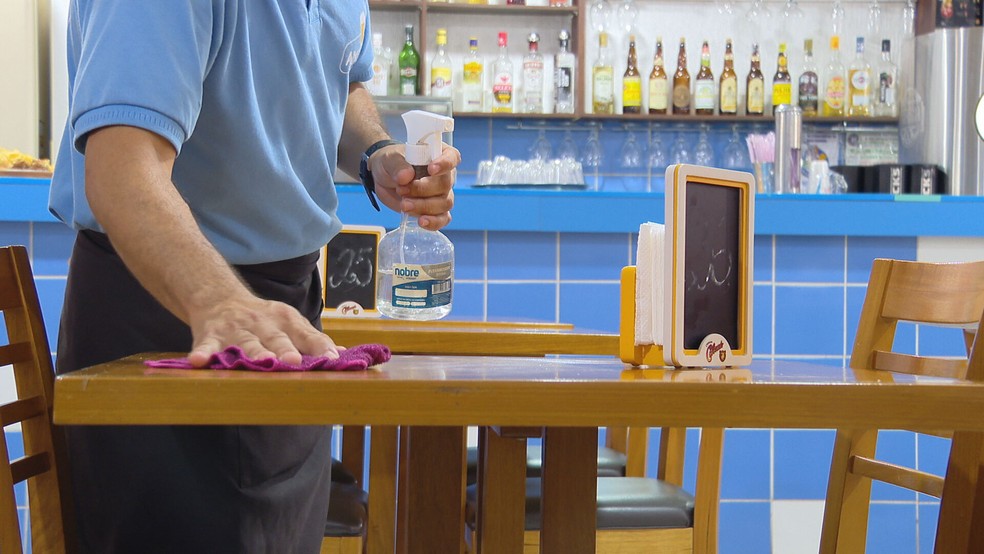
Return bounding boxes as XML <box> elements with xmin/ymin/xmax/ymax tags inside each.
<box><xmin>558</xmin><ymin>29</ymin><xmax>570</xmax><ymax>42</ymax></box>
<box><xmin>830</xmin><ymin>35</ymin><xmax>840</xmax><ymax>49</ymax></box>
<box><xmin>469</xmin><ymin>37</ymin><xmax>478</xmax><ymax>48</ymax></box>
<box><xmin>804</xmin><ymin>38</ymin><xmax>813</xmax><ymax>52</ymax></box>
<box><xmin>881</xmin><ymin>39</ymin><xmax>891</xmax><ymax>52</ymax></box>
<box><xmin>402</xmin><ymin>110</ymin><xmax>455</xmax><ymax>166</ymax></box>
<box><xmin>436</xmin><ymin>28</ymin><xmax>447</xmax><ymax>46</ymax></box>
<box><xmin>528</xmin><ymin>32</ymin><xmax>539</xmax><ymax>44</ymax></box>
<box><xmin>498</xmin><ymin>31</ymin><xmax>508</xmax><ymax>47</ymax></box>
<box><xmin>372</xmin><ymin>33</ymin><xmax>382</xmax><ymax>48</ymax></box>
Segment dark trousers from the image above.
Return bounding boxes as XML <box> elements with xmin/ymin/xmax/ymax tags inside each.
<box><xmin>56</xmin><ymin>230</ymin><xmax>332</xmax><ymax>554</ymax></box>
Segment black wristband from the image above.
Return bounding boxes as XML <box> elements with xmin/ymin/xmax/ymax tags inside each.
<box><xmin>359</xmin><ymin>139</ymin><xmax>402</xmax><ymax>212</ymax></box>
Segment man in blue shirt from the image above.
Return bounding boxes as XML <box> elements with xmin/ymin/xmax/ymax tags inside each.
<box><xmin>49</xmin><ymin>2</ymin><xmax>458</xmax><ymax>552</ymax></box>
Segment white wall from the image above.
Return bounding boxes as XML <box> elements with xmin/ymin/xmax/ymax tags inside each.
<box><xmin>0</xmin><ymin>0</ymin><xmax>43</xmax><ymax>157</ymax></box>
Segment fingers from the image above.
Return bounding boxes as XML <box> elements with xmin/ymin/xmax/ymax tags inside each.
<box><xmin>188</xmin><ymin>298</ymin><xmax>339</xmax><ymax>366</ymax></box>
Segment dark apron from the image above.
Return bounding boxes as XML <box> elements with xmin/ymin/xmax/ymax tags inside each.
<box><xmin>56</xmin><ymin>230</ymin><xmax>332</xmax><ymax>554</ymax></box>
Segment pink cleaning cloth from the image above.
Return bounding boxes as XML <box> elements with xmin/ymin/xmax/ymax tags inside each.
<box><xmin>144</xmin><ymin>344</ymin><xmax>391</xmax><ymax>372</ymax></box>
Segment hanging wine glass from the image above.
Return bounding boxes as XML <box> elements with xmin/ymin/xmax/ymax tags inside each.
<box><xmin>529</xmin><ymin>129</ymin><xmax>553</xmax><ymax>161</ymax></box>
<box><xmin>694</xmin><ymin>128</ymin><xmax>715</xmax><ymax>167</ymax></box>
<box><xmin>558</xmin><ymin>130</ymin><xmax>579</xmax><ymax>160</ymax></box>
<box><xmin>648</xmin><ymin>130</ymin><xmax>668</xmax><ymax>171</ymax></box>
<box><xmin>867</xmin><ymin>0</ymin><xmax>882</xmax><ymax>39</ymax></box>
<box><xmin>745</xmin><ymin>0</ymin><xmax>773</xmax><ymax>23</ymax></box>
<box><xmin>831</xmin><ymin>1</ymin><xmax>846</xmax><ymax>37</ymax></box>
<box><xmin>722</xmin><ymin>125</ymin><xmax>750</xmax><ymax>170</ymax></box>
<box><xmin>620</xmin><ymin>132</ymin><xmax>643</xmax><ymax>169</ymax></box>
<box><xmin>902</xmin><ymin>0</ymin><xmax>916</xmax><ymax>37</ymax></box>
<box><xmin>589</xmin><ymin>0</ymin><xmax>612</xmax><ymax>34</ymax></box>
<box><xmin>617</xmin><ymin>0</ymin><xmax>639</xmax><ymax>36</ymax></box>
<box><xmin>670</xmin><ymin>134</ymin><xmax>693</xmax><ymax>165</ymax></box>
<box><xmin>717</xmin><ymin>0</ymin><xmax>735</xmax><ymax>15</ymax></box>
<box><xmin>581</xmin><ymin>129</ymin><xmax>603</xmax><ymax>169</ymax></box>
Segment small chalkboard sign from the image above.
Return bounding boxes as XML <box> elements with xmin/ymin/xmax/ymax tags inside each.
<box><xmin>322</xmin><ymin>225</ymin><xmax>385</xmax><ymax>317</ymax></box>
<box><xmin>663</xmin><ymin>164</ymin><xmax>754</xmax><ymax>367</ymax></box>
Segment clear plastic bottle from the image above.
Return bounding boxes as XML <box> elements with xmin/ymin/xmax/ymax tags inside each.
<box><xmin>377</xmin><ymin>111</ymin><xmax>455</xmax><ymax>321</ymax></box>
<box><xmin>553</xmin><ymin>30</ymin><xmax>576</xmax><ymax>114</ymax></box>
<box><xmin>522</xmin><ymin>32</ymin><xmax>545</xmax><ymax>113</ymax></box>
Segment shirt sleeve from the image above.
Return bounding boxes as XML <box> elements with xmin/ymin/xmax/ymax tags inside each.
<box><xmin>70</xmin><ymin>1</ymin><xmax>220</xmax><ymax>154</ymax></box>
<box><xmin>348</xmin><ymin>8</ymin><xmax>374</xmax><ymax>84</ymax></box>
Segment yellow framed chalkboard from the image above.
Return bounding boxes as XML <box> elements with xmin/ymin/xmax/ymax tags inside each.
<box><xmin>322</xmin><ymin>225</ymin><xmax>385</xmax><ymax>317</ymax></box>
<box><xmin>663</xmin><ymin>164</ymin><xmax>755</xmax><ymax>367</ymax></box>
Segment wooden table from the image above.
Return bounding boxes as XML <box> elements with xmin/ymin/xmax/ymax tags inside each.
<box><xmin>53</xmin><ymin>356</ymin><xmax>984</xmax><ymax>554</ymax></box>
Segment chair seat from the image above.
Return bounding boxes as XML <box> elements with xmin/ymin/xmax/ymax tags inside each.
<box><xmin>331</xmin><ymin>457</ymin><xmax>360</xmax><ymax>485</ymax></box>
<box><xmin>466</xmin><ymin>476</ymin><xmax>695</xmax><ymax>531</ymax></box>
<box><xmin>325</xmin><ymin>481</ymin><xmax>369</xmax><ymax>538</ymax></box>
<box><xmin>466</xmin><ymin>444</ymin><xmax>627</xmax><ymax>484</ymax></box>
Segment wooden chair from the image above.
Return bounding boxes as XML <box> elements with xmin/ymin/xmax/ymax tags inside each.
<box><xmin>820</xmin><ymin>258</ymin><xmax>984</xmax><ymax>553</ymax></box>
<box><xmin>0</xmin><ymin>245</ymin><xmax>75</xmax><ymax>553</ymax></box>
<box><xmin>465</xmin><ymin>422</ymin><xmax>723</xmax><ymax>554</ymax></box>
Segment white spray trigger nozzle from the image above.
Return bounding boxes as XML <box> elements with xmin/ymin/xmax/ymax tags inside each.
<box><xmin>402</xmin><ymin>110</ymin><xmax>454</xmax><ymax>167</ymax></box>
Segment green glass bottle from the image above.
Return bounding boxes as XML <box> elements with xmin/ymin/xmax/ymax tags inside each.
<box><xmin>398</xmin><ymin>24</ymin><xmax>420</xmax><ymax>96</ymax></box>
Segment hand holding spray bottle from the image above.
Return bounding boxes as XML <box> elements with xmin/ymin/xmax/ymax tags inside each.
<box><xmin>377</xmin><ymin>110</ymin><xmax>455</xmax><ymax>320</ymax></box>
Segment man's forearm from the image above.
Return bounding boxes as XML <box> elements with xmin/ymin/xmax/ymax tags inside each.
<box><xmin>84</xmin><ymin>126</ymin><xmax>251</xmax><ymax>324</ymax></box>
<box><xmin>337</xmin><ymin>83</ymin><xmax>392</xmax><ymax>177</ymax></box>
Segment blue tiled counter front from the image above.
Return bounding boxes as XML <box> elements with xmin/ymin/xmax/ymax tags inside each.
<box><xmin>4</xmin><ymin>177</ymin><xmax>984</xmax><ymax>236</ymax></box>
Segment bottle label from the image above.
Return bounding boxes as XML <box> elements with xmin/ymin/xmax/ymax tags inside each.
<box><xmin>747</xmin><ymin>79</ymin><xmax>764</xmax><ymax>112</ymax></box>
<box><xmin>623</xmin><ymin>76</ymin><xmax>642</xmax><ymax>107</ymax></box>
<box><xmin>878</xmin><ymin>72</ymin><xmax>896</xmax><ymax>105</ymax></box>
<box><xmin>431</xmin><ymin>67</ymin><xmax>452</xmax><ymax>97</ymax></box>
<box><xmin>369</xmin><ymin>62</ymin><xmax>389</xmax><ymax>96</ymax></box>
<box><xmin>824</xmin><ymin>76</ymin><xmax>845</xmax><ymax>110</ymax></box>
<box><xmin>492</xmin><ymin>72</ymin><xmax>513</xmax><ymax>112</ymax></box>
<box><xmin>849</xmin><ymin>70</ymin><xmax>870</xmax><ymax>106</ymax></box>
<box><xmin>772</xmin><ymin>83</ymin><xmax>792</xmax><ymax>106</ymax></box>
<box><xmin>798</xmin><ymin>72</ymin><xmax>819</xmax><ymax>110</ymax></box>
<box><xmin>672</xmin><ymin>83</ymin><xmax>690</xmax><ymax>109</ymax></box>
<box><xmin>523</xmin><ymin>61</ymin><xmax>544</xmax><ymax>109</ymax></box>
<box><xmin>593</xmin><ymin>67</ymin><xmax>614</xmax><ymax>102</ymax></box>
<box><xmin>555</xmin><ymin>65</ymin><xmax>574</xmax><ymax>105</ymax></box>
<box><xmin>400</xmin><ymin>67</ymin><xmax>418</xmax><ymax>95</ymax></box>
<box><xmin>391</xmin><ymin>262</ymin><xmax>452</xmax><ymax>309</ymax></box>
<box><xmin>694</xmin><ymin>80</ymin><xmax>715</xmax><ymax>110</ymax></box>
<box><xmin>464</xmin><ymin>62</ymin><xmax>483</xmax><ymax>85</ymax></box>
<box><xmin>720</xmin><ymin>77</ymin><xmax>737</xmax><ymax>112</ymax></box>
<box><xmin>649</xmin><ymin>78</ymin><xmax>668</xmax><ymax>110</ymax></box>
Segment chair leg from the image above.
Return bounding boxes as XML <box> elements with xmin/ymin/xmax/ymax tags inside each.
<box><xmin>693</xmin><ymin>427</ymin><xmax>724</xmax><ymax>554</ymax></box>
<box><xmin>819</xmin><ymin>429</ymin><xmax>877</xmax><ymax>554</ymax></box>
<box><xmin>320</xmin><ymin>536</ymin><xmax>363</xmax><ymax>554</ymax></box>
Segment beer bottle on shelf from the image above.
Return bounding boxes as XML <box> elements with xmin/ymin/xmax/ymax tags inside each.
<box><xmin>694</xmin><ymin>40</ymin><xmax>715</xmax><ymax>115</ymax></box>
<box><xmin>623</xmin><ymin>35</ymin><xmax>642</xmax><ymax>114</ymax></box>
<box><xmin>672</xmin><ymin>38</ymin><xmax>691</xmax><ymax>115</ymax></box>
<box><xmin>798</xmin><ymin>38</ymin><xmax>819</xmax><ymax>116</ymax></box>
<box><xmin>746</xmin><ymin>43</ymin><xmax>765</xmax><ymax>116</ymax></box>
<box><xmin>719</xmin><ymin>39</ymin><xmax>738</xmax><ymax>115</ymax></box>
<box><xmin>648</xmin><ymin>37</ymin><xmax>669</xmax><ymax>114</ymax></box>
<box><xmin>772</xmin><ymin>43</ymin><xmax>792</xmax><ymax>114</ymax></box>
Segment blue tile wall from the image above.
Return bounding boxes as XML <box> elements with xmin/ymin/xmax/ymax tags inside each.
<box><xmin>773</xmin><ymin>430</ymin><xmax>835</xmax><ymax>500</ymax></box>
<box><xmin>718</xmin><ymin>501</ymin><xmax>772</xmax><ymax>554</ymax></box>
<box><xmin>774</xmin><ymin>286</ymin><xmax>844</xmax><ymax>356</ymax></box>
<box><xmin>868</xmin><ymin>503</ymin><xmax>918</xmax><ymax>554</ymax></box>
<box><xmin>721</xmin><ymin>429</ymin><xmax>771</xmax><ymax>500</ymax></box>
<box><xmin>918</xmin><ymin>324</ymin><xmax>970</xmax><ymax>357</ymax></box>
<box><xmin>6</xmin><ymin>218</ymin><xmax>954</xmax><ymax>552</ymax></box>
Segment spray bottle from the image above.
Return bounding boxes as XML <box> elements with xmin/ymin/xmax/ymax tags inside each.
<box><xmin>377</xmin><ymin>110</ymin><xmax>455</xmax><ymax>320</ymax></box>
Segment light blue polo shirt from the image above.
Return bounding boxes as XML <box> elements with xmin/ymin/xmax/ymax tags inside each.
<box><xmin>49</xmin><ymin>0</ymin><xmax>374</xmax><ymax>264</ymax></box>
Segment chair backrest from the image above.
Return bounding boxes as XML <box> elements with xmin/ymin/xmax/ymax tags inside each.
<box><xmin>850</xmin><ymin>258</ymin><xmax>984</xmax><ymax>379</ymax></box>
<box><xmin>821</xmin><ymin>258</ymin><xmax>984</xmax><ymax>554</ymax></box>
<box><xmin>0</xmin><ymin>245</ymin><xmax>74</xmax><ymax>553</ymax></box>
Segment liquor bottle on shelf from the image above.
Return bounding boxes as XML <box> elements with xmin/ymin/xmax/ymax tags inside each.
<box><xmin>798</xmin><ymin>38</ymin><xmax>819</xmax><ymax>116</ymax></box>
<box><xmin>592</xmin><ymin>31</ymin><xmax>615</xmax><ymax>114</ymax></box>
<box><xmin>719</xmin><ymin>38</ymin><xmax>738</xmax><ymax>115</ymax></box>
<box><xmin>648</xmin><ymin>37</ymin><xmax>669</xmax><ymax>114</ymax></box>
<box><xmin>399</xmin><ymin>24</ymin><xmax>420</xmax><ymax>96</ymax></box>
<box><xmin>461</xmin><ymin>37</ymin><xmax>484</xmax><ymax>113</ymax></box>
<box><xmin>368</xmin><ymin>33</ymin><xmax>391</xmax><ymax>97</ymax></box>
<box><xmin>746</xmin><ymin>43</ymin><xmax>765</xmax><ymax>116</ymax></box>
<box><xmin>623</xmin><ymin>35</ymin><xmax>642</xmax><ymax>114</ymax></box>
<box><xmin>522</xmin><ymin>32</ymin><xmax>544</xmax><ymax>113</ymax></box>
<box><xmin>874</xmin><ymin>39</ymin><xmax>898</xmax><ymax>117</ymax></box>
<box><xmin>822</xmin><ymin>35</ymin><xmax>846</xmax><ymax>117</ymax></box>
<box><xmin>491</xmin><ymin>32</ymin><xmax>514</xmax><ymax>113</ymax></box>
<box><xmin>847</xmin><ymin>36</ymin><xmax>871</xmax><ymax>117</ymax></box>
<box><xmin>771</xmin><ymin>43</ymin><xmax>792</xmax><ymax>114</ymax></box>
<box><xmin>554</xmin><ymin>29</ymin><xmax>576</xmax><ymax>114</ymax></box>
<box><xmin>694</xmin><ymin>40</ymin><xmax>715</xmax><ymax>115</ymax></box>
<box><xmin>672</xmin><ymin>38</ymin><xmax>691</xmax><ymax>115</ymax></box>
<box><xmin>430</xmin><ymin>28</ymin><xmax>452</xmax><ymax>98</ymax></box>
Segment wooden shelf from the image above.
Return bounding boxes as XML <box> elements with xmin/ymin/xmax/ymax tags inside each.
<box><xmin>423</xmin><ymin>3</ymin><xmax>577</xmax><ymax>16</ymax></box>
<box><xmin>451</xmin><ymin>111</ymin><xmax>900</xmax><ymax>125</ymax></box>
